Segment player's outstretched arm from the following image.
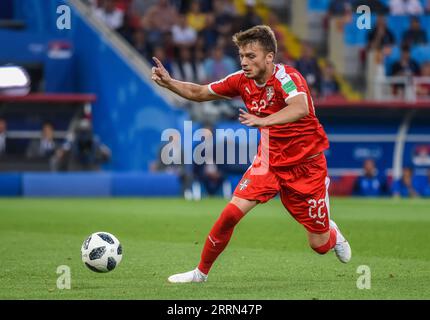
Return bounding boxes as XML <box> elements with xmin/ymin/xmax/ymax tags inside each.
<box><xmin>239</xmin><ymin>94</ymin><xmax>309</xmax><ymax>127</ymax></box>
<box><xmin>151</xmin><ymin>57</ymin><xmax>220</xmax><ymax>102</ymax></box>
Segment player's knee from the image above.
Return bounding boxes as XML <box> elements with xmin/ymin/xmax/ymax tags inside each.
<box><xmin>230</xmin><ymin>197</ymin><xmax>257</xmax><ymax>214</ymax></box>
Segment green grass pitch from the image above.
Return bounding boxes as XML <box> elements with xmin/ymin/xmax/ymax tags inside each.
<box><xmin>0</xmin><ymin>197</ymin><xmax>429</xmax><ymax>300</ymax></box>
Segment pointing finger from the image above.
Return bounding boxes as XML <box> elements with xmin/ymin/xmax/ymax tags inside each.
<box><xmin>152</xmin><ymin>57</ymin><xmax>163</xmax><ymax>68</ymax></box>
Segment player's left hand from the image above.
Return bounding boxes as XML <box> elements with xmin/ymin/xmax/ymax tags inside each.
<box><xmin>239</xmin><ymin>109</ymin><xmax>267</xmax><ymax>127</ymax></box>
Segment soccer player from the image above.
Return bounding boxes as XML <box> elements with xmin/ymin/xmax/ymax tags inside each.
<box><xmin>151</xmin><ymin>25</ymin><xmax>351</xmax><ymax>283</ymax></box>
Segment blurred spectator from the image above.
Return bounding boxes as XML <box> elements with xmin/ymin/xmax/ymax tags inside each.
<box><xmin>391</xmin><ymin>44</ymin><xmax>421</xmax><ymax>76</ymax></box>
<box><xmin>194</xmin><ymin>34</ymin><xmax>208</xmax><ymax>64</ymax></box>
<box><xmin>320</xmin><ymin>62</ymin><xmax>341</xmax><ymax>98</ymax></box>
<box><xmin>216</xmin><ymin>35</ymin><xmax>239</xmax><ymax>60</ymax></box>
<box><xmin>426</xmin><ymin>0</ymin><xmax>430</xmax><ymax>14</ymax></box>
<box><xmin>172</xmin><ymin>46</ymin><xmax>206</xmax><ymax>83</ymax></box>
<box><xmin>277</xmin><ymin>43</ymin><xmax>296</xmax><ymax>66</ymax></box>
<box><xmin>26</xmin><ymin>122</ymin><xmax>57</xmax><ymax>159</ymax></box>
<box><xmin>220</xmin><ymin>0</ymin><xmax>238</xmax><ymax>16</ymax></box>
<box><xmin>203</xmin><ymin>45</ymin><xmax>237</xmax><ymax>83</ymax></box>
<box><xmin>117</xmin><ymin>7</ymin><xmax>141</xmax><ymax>43</ymax></box>
<box><xmin>53</xmin><ymin>119</ymin><xmax>111</xmax><ymax>171</ymax></box>
<box><xmin>390</xmin><ymin>45</ymin><xmax>421</xmax><ymax>97</ymax></box>
<box><xmin>366</xmin><ymin>15</ymin><xmax>395</xmax><ymax>51</ymax></box>
<box><xmin>402</xmin><ymin>17</ymin><xmax>428</xmax><ymax>47</ymax></box>
<box><xmin>142</xmin><ymin>0</ymin><xmax>179</xmax><ymax>46</ymax></box>
<box><xmin>199</xmin><ymin>0</ymin><xmax>213</xmax><ymax>13</ymax></box>
<box><xmin>93</xmin><ymin>0</ymin><xmax>124</xmax><ymax>30</ymax></box>
<box><xmin>328</xmin><ymin>0</ymin><xmax>353</xmax><ymax>17</ymax></box>
<box><xmin>152</xmin><ymin>46</ymin><xmax>174</xmax><ymax>75</ymax></box>
<box><xmin>143</xmin><ymin>0</ymin><xmax>178</xmax><ymax>33</ymax></box>
<box><xmin>213</xmin><ymin>0</ymin><xmax>235</xmax><ymax>37</ymax></box>
<box><xmin>0</xmin><ymin>117</ymin><xmax>8</xmax><ymax>156</ymax></box>
<box><xmin>130</xmin><ymin>0</ymin><xmax>158</xmax><ymax>17</ymax></box>
<box><xmin>186</xmin><ymin>0</ymin><xmax>207</xmax><ymax>32</ymax></box>
<box><xmin>392</xmin><ymin>167</ymin><xmax>420</xmax><ymax>198</ymax></box>
<box><xmin>390</xmin><ymin>0</ymin><xmax>424</xmax><ymax>16</ymax></box>
<box><xmin>132</xmin><ymin>28</ymin><xmax>151</xmax><ymax>61</ymax></box>
<box><xmin>170</xmin><ymin>0</ymin><xmax>187</xmax><ymax>12</ymax></box>
<box><xmin>199</xmin><ymin>13</ymin><xmax>219</xmax><ymax>51</ymax></box>
<box><xmin>352</xmin><ymin>0</ymin><xmax>389</xmax><ymax>14</ymax></box>
<box><xmin>161</xmin><ymin>31</ymin><xmax>177</xmax><ymax>61</ymax></box>
<box><xmin>267</xmin><ymin>12</ymin><xmax>285</xmax><ymax>45</ymax></box>
<box><xmin>354</xmin><ymin>159</ymin><xmax>385</xmax><ymax>197</ymax></box>
<box><xmin>416</xmin><ymin>61</ymin><xmax>430</xmax><ymax>97</ymax></box>
<box><xmin>115</xmin><ymin>0</ymin><xmax>133</xmax><ymax>12</ymax></box>
<box><xmin>241</xmin><ymin>0</ymin><xmax>263</xmax><ymax>31</ymax></box>
<box><xmin>295</xmin><ymin>42</ymin><xmax>321</xmax><ymax>96</ymax></box>
<box><xmin>172</xmin><ymin>14</ymin><xmax>198</xmax><ymax>48</ymax></box>
<box><xmin>150</xmin><ymin>130</ymin><xmax>194</xmax><ymax>199</ymax></box>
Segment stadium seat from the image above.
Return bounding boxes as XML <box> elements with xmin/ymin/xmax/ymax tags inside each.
<box><xmin>385</xmin><ymin>44</ymin><xmax>430</xmax><ymax>74</ymax></box>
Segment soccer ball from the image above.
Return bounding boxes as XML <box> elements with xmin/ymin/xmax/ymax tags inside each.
<box><xmin>81</xmin><ymin>232</ymin><xmax>123</xmax><ymax>273</ymax></box>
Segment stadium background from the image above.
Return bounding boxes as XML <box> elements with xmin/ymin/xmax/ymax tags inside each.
<box><xmin>1</xmin><ymin>0</ymin><xmax>430</xmax><ymax>197</ymax></box>
<box><xmin>0</xmin><ymin>0</ymin><xmax>429</xmax><ymax>300</ymax></box>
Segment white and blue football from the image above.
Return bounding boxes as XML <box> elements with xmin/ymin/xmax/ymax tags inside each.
<box><xmin>81</xmin><ymin>232</ymin><xmax>123</xmax><ymax>273</ymax></box>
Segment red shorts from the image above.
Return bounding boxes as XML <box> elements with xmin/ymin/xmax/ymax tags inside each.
<box><xmin>233</xmin><ymin>153</ymin><xmax>331</xmax><ymax>234</ymax></box>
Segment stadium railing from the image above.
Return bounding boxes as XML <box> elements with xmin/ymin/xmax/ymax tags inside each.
<box><xmin>370</xmin><ymin>76</ymin><xmax>430</xmax><ymax>101</ymax></box>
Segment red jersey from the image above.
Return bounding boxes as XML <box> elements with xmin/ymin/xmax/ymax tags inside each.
<box><xmin>208</xmin><ymin>63</ymin><xmax>329</xmax><ymax>167</ymax></box>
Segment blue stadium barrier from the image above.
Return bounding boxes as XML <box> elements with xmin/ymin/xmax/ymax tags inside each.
<box><xmin>22</xmin><ymin>172</ymin><xmax>112</xmax><ymax>197</ymax></box>
<box><xmin>2</xmin><ymin>172</ymin><xmax>183</xmax><ymax>197</ymax></box>
<box><xmin>0</xmin><ymin>173</ymin><xmax>22</xmax><ymax>196</ymax></box>
<box><xmin>415</xmin><ymin>175</ymin><xmax>429</xmax><ymax>195</ymax></box>
<box><xmin>111</xmin><ymin>172</ymin><xmax>181</xmax><ymax>197</ymax></box>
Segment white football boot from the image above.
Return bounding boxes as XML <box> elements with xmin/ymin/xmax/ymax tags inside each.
<box><xmin>168</xmin><ymin>268</ymin><xmax>208</xmax><ymax>283</ymax></box>
<box><xmin>330</xmin><ymin>220</ymin><xmax>352</xmax><ymax>263</ymax></box>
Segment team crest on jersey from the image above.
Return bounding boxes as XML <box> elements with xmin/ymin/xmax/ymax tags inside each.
<box><xmin>239</xmin><ymin>179</ymin><xmax>251</xmax><ymax>191</ymax></box>
<box><xmin>266</xmin><ymin>86</ymin><xmax>274</xmax><ymax>101</ymax></box>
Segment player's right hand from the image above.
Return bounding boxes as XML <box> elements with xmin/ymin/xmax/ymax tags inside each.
<box><xmin>151</xmin><ymin>57</ymin><xmax>171</xmax><ymax>88</ymax></box>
